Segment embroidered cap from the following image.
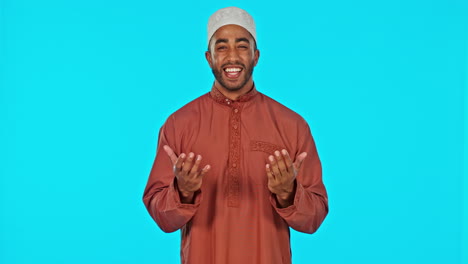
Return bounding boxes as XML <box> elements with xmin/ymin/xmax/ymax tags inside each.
<box><xmin>207</xmin><ymin>7</ymin><xmax>256</xmax><ymax>47</ymax></box>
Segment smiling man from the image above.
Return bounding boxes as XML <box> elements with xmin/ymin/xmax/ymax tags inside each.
<box><xmin>143</xmin><ymin>7</ymin><xmax>328</xmax><ymax>264</ymax></box>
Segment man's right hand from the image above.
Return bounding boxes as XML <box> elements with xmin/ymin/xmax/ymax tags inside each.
<box><xmin>163</xmin><ymin>145</ymin><xmax>211</xmax><ymax>204</ymax></box>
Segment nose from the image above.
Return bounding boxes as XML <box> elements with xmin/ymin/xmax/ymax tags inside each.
<box><xmin>226</xmin><ymin>47</ymin><xmax>240</xmax><ymax>62</ymax></box>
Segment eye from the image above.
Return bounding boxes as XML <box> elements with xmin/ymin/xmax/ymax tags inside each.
<box><xmin>238</xmin><ymin>45</ymin><xmax>248</xmax><ymax>49</ymax></box>
<box><xmin>217</xmin><ymin>46</ymin><xmax>227</xmax><ymax>51</ymax></box>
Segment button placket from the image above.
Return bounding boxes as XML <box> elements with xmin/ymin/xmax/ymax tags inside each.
<box><xmin>227</xmin><ymin>102</ymin><xmax>242</xmax><ymax>207</ymax></box>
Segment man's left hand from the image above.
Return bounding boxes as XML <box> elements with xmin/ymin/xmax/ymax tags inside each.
<box><xmin>266</xmin><ymin>149</ymin><xmax>307</xmax><ymax>208</ymax></box>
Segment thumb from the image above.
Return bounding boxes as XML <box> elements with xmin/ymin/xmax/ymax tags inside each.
<box><xmin>294</xmin><ymin>152</ymin><xmax>307</xmax><ymax>170</ymax></box>
<box><xmin>163</xmin><ymin>145</ymin><xmax>178</xmax><ymax>164</ymax></box>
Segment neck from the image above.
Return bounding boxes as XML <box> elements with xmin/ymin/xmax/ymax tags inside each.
<box><xmin>214</xmin><ymin>79</ymin><xmax>254</xmax><ymax>100</ymax></box>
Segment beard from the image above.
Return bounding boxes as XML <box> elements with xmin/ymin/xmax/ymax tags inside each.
<box><xmin>211</xmin><ymin>61</ymin><xmax>255</xmax><ymax>91</ymax></box>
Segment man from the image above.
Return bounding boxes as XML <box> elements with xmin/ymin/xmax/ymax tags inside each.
<box><xmin>143</xmin><ymin>7</ymin><xmax>328</xmax><ymax>264</ymax></box>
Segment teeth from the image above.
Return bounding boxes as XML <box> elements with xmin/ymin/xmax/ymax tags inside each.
<box><xmin>225</xmin><ymin>68</ymin><xmax>241</xmax><ymax>72</ymax></box>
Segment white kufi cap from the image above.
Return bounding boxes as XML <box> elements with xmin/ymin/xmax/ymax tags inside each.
<box><xmin>207</xmin><ymin>7</ymin><xmax>256</xmax><ymax>47</ymax></box>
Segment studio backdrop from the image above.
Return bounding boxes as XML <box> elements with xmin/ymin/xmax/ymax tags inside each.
<box><xmin>1</xmin><ymin>0</ymin><xmax>466</xmax><ymax>263</ymax></box>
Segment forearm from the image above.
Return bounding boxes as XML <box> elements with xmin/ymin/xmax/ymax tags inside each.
<box><xmin>271</xmin><ymin>181</ymin><xmax>328</xmax><ymax>234</ymax></box>
<box><xmin>273</xmin><ymin>123</ymin><xmax>328</xmax><ymax>233</ymax></box>
<box><xmin>143</xmin><ymin>180</ymin><xmax>202</xmax><ymax>233</ymax></box>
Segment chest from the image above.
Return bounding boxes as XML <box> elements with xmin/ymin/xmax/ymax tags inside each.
<box><xmin>178</xmin><ymin>104</ymin><xmax>298</xmax><ymax>170</ymax></box>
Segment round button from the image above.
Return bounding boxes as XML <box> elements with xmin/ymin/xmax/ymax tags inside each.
<box><xmin>233</xmin><ymin>125</ymin><xmax>238</xmax><ymax>129</ymax></box>
<box><xmin>234</xmin><ymin>108</ymin><xmax>239</xmax><ymax>113</ymax></box>
<box><xmin>232</xmin><ymin>163</ymin><xmax>237</xmax><ymax>167</ymax></box>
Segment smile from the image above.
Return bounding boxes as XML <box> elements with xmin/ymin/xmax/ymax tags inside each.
<box><xmin>223</xmin><ymin>67</ymin><xmax>243</xmax><ymax>78</ymax></box>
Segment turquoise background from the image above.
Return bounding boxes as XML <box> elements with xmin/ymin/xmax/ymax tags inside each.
<box><xmin>1</xmin><ymin>0</ymin><xmax>466</xmax><ymax>263</ymax></box>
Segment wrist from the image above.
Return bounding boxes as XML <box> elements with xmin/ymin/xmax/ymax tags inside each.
<box><xmin>174</xmin><ymin>180</ymin><xmax>196</xmax><ymax>204</ymax></box>
<box><xmin>277</xmin><ymin>191</ymin><xmax>293</xmax><ymax>201</ymax></box>
<box><xmin>180</xmin><ymin>191</ymin><xmax>195</xmax><ymax>204</ymax></box>
<box><xmin>179</xmin><ymin>190</ymin><xmax>194</xmax><ymax>198</ymax></box>
<box><xmin>275</xmin><ymin>182</ymin><xmax>296</xmax><ymax>208</ymax></box>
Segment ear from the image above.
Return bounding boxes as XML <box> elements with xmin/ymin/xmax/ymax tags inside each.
<box><xmin>253</xmin><ymin>49</ymin><xmax>260</xmax><ymax>67</ymax></box>
<box><xmin>205</xmin><ymin>51</ymin><xmax>213</xmax><ymax>68</ymax></box>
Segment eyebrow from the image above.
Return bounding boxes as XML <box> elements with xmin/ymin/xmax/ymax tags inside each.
<box><xmin>215</xmin><ymin>39</ymin><xmax>228</xmax><ymax>45</ymax></box>
<box><xmin>235</xmin><ymin>38</ymin><xmax>250</xmax><ymax>44</ymax></box>
<box><xmin>214</xmin><ymin>38</ymin><xmax>250</xmax><ymax>45</ymax></box>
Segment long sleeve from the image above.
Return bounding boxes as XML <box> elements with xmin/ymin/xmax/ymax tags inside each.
<box><xmin>142</xmin><ymin>89</ymin><xmax>328</xmax><ymax>263</ymax></box>
<box><xmin>142</xmin><ymin>116</ymin><xmax>202</xmax><ymax>233</ymax></box>
<box><xmin>269</xmin><ymin>124</ymin><xmax>329</xmax><ymax>234</ymax></box>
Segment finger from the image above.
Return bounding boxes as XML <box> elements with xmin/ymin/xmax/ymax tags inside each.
<box><xmin>197</xmin><ymin>164</ymin><xmax>211</xmax><ymax>179</ymax></box>
<box><xmin>274</xmin><ymin>150</ymin><xmax>288</xmax><ymax>175</ymax></box>
<box><xmin>189</xmin><ymin>155</ymin><xmax>202</xmax><ymax>177</ymax></box>
<box><xmin>281</xmin><ymin>149</ymin><xmax>294</xmax><ymax>173</ymax></box>
<box><xmin>268</xmin><ymin>155</ymin><xmax>281</xmax><ymax>177</ymax></box>
<box><xmin>294</xmin><ymin>152</ymin><xmax>308</xmax><ymax>170</ymax></box>
<box><xmin>163</xmin><ymin>145</ymin><xmax>178</xmax><ymax>165</ymax></box>
<box><xmin>182</xmin><ymin>152</ymin><xmax>195</xmax><ymax>173</ymax></box>
<box><xmin>174</xmin><ymin>153</ymin><xmax>186</xmax><ymax>172</ymax></box>
<box><xmin>266</xmin><ymin>164</ymin><xmax>275</xmax><ymax>181</ymax></box>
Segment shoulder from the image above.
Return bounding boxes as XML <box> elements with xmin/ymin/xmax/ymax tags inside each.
<box><xmin>165</xmin><ymin>93</ymin><xmax>210</xmax><ymax>125</ymax></box>
<box><xmin>256</xmin><ymin>92</ymin><xmax>309</xmax><ymax>128</ymax></box>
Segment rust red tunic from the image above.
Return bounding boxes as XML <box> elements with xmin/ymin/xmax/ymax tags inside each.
<box><xmin>143</xmin><ymin>85</ymin><xmax>328</xmax><ymax>264</ymax></box>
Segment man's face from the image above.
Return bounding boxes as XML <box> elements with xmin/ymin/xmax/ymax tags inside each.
<box><xmin>205</xmin><ymin>24</ymin><xmax>259</xmax><ymax>92</ymax></box>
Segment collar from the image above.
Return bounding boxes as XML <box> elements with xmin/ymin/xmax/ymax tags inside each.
<box><xmin>209</xmin><ymin>83</ymin><xmax>258</xmax><ymax>106</ymax></box>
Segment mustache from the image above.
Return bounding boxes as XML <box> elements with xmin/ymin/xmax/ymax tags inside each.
<box><xmin>221</xmin><ymin>62</ymin><xmax>245</xmax><ymax>69</ymax></box>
